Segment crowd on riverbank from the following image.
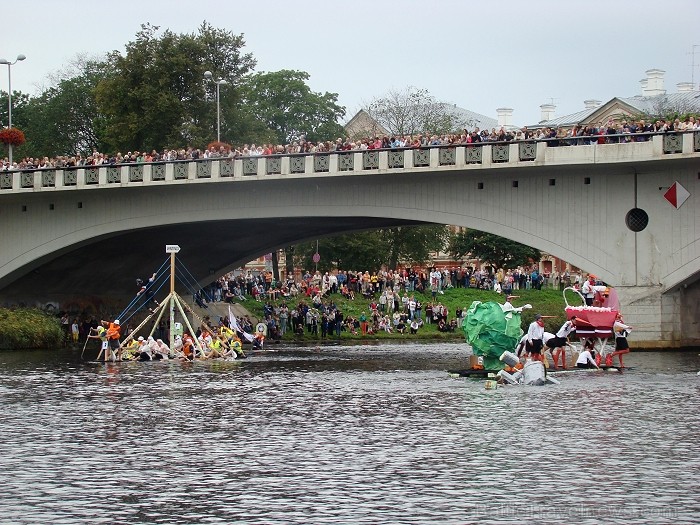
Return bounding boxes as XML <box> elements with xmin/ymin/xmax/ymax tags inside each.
<box><xmin>190</xmin><ymin>265</ymin><xmax>569</xmax><ymax>342</ymax></box>
<box><xmin>3</xmin><ymin>116</ymin><xmax>697</xmax><ymax>172</ymax></box>
<box><xmin>205</xmin><ymin>266</ymin><xmax>578</xmax><ymax>307</ymax></box>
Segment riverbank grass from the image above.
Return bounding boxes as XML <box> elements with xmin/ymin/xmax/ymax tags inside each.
<box><xmin>241</xmin><ymin>286</ymin><xmax>570</xmax><ymax>342</ymax></box>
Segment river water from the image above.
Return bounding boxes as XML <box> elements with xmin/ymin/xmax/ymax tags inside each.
<box><xmin>1</xmin><ymin>343</ymin><xmax>699</xmax><ymax>525</ymax></box>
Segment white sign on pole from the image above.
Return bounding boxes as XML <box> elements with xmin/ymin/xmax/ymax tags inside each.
<box><xmin>165</xmin><ymin>245</ymin><xmax>181</xmax><ymax>253</ymax></box>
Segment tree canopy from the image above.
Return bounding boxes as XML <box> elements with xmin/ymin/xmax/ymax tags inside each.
<box><xmin>364</xmin><ymin>86</ymin><xmax>473</xmax><ymax>137</ymax></box>
<box><xmin>95</xmin><ymin>22</ymin><xmax>257</xmax><ymax>152</ymax></box>
<box><xmin>448</xmin><ymin>230</ymin><xmax>541</xmax><ymax>271</ymax></box>
<box><xmin>241</xmin><ymin>70</ymin><xmax>345</xmax><ymax>144</ymax></box>
<box><xmin>293</xmin><ymin>225</ymin><xmax>449</xmax><ymax>273</ymax></box>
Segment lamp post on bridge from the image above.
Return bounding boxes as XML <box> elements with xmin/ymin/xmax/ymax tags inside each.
<box><xmin>203</xmin><ymin>71</ymin><xmax>228</xmax><ymax>143</ymax></box>
<box><xmin>0</xmin><ymin>53</ymin><xmax>26</xmax><ymax>168</ymax></box>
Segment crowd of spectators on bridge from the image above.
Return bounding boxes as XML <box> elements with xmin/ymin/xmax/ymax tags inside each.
<box><xmin>3</xmin><ymin>115</ymin><xmax>698</xmax><ymax>172</ymax></box>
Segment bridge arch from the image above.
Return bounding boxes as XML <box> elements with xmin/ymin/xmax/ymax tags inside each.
<box><xmin>1</xmin><ymin>134</ymin><xmax>699</xmax><ymax>346</ymax></box>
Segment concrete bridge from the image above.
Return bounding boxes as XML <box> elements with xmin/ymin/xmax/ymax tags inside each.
<box><xmin>1</xmin><ymin>132</ymin><xmax>699</xmax><ymax>347</ymax></box>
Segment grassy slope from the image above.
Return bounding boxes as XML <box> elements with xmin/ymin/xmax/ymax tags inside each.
<box><xmin>242</xmin><ymin>286</ymin><xmax>573</xmax><ymax>342</ymax></box>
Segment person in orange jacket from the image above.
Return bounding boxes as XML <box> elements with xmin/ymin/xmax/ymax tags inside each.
<box><xmin>100</xmin><ymin>319</ymin><xmax>121</xmax><ymax>362</ymax></box>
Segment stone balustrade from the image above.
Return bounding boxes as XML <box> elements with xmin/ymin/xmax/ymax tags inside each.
<box><xmin>1</xmin><ymin>132</ymin><xmax>698</xmax><ymax>192</ymax></box>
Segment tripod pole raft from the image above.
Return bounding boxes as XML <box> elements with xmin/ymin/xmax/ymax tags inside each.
<box><xmin>166</xmin><ymin>244</ymin><xmax>180</xmax><ymax>351</ymax></box>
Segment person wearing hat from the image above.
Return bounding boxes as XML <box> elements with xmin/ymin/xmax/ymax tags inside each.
<box><xmin>101</xmin><ymin>318</ymin><xmax>122</xmax><ymax>362</ymax></box>
<box><xmin>525</xmin><ymin>314</ymin><xmax>545</xmax><ymax>361</ymax></box>
<box><xmin>86</xmin><ymin>324</ymin><xmax>109</xmax><ymax>358</ymax></box>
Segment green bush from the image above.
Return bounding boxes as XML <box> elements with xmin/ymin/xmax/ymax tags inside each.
<box><xmin>0</xmin><ymin>308</ymin><xmax>64</xmax><ymax>349</ymax></box>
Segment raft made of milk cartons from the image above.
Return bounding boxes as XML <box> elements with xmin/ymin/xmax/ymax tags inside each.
<box><xmin>494</xmin><ymin>350</ymin><xmax>560</xmax><ymax>386</ymax></box>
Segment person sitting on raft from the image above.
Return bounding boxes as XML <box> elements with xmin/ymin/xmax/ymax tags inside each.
<box><xmin>154</xmin><ymin>339</ymin><xmax>170</xmax><ymax>360</ymax></box>
<box><xmin>136</xmin><ymin>337</ymin><xmax>152</xmax><ymax>361</ymax></box>
<box><xmin>576</xmin><ymin>341</ymin><xmax>600</xmax><ymax>369</ymax></box>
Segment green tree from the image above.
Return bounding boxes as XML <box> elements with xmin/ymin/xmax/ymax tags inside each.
<box><xmin>293</xmin><ymin>225</ymin><xmax>448</xmax><ymax>273</ymax></box>
<box><xmin>95</xmin><ymin>22</ymin><xmax>256</xmax><ymax>152</ymax></box>
<box><xmin>241</xmin><ymin>70</ymin><xmax>345</xmax><ymax>144</ymax></box>
<box><xmin>20</xmin><ymin>60</ymin><xmax>108</xmax><ymax>157</ymax></box>
<box><xmin>449</xmin><ymin>230</ymin><xmax>541</xmax><ymax>271</ymax></box>
<box><xmin>364</xmin><ymin>86</ymin><xmax>473</xmax><ymax>137</ymax></box>
<box><xmin>295</xmin><ymin>233</ymin><xmax>384</xmax><ymax>273</ymax></box>
<box><xmin>384</xmin><ymin>225</ymin><xmax>449</xmax><ymax>269</ymax></box>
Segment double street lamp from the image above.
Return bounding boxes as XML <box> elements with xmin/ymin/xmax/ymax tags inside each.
<box><xmin>0</xmin><ymin>53</ymin><xmax>26</xmax><ymax>167</ymax></box>
<box><xmin>203</xmin><ymin>71</ymin><xmax>227</xmax><ymax>143</ymax></box>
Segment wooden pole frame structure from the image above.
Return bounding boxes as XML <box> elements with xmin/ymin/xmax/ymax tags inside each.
<box><xmin>118</xmin><ymin>245</ymin><xmax>206</xmax><ymax>356</ymax></box>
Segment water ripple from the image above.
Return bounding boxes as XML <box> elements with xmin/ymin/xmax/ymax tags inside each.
<box><xmin>0</xmin><ymin>346</ymin><xmax>698</xmax><ymax>524</ymax></box>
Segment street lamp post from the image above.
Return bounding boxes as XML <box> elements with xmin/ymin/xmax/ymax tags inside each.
<box><xmin>0</xmin><ymin>54</ymin><xmax>26</xmax><ymax>168</ymax></box>
<box><xmin>203</xmin><ymin>71</ymin><xmax>227</xmax><ymax>143</ymax></box>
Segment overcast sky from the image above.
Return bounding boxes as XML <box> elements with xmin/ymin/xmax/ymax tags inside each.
<box><xmin>3</xmin><ymin>0</ymin><xmax>699</xmax><ymax>127</ymax></box>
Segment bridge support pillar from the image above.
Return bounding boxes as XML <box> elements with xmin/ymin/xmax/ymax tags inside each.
<box><xmin>616</xmin><ymin>285</ymin><xmax>681</xmax><ymax>349</ymax></box>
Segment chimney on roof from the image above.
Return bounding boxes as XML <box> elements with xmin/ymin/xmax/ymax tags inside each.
<box><xmin>496</xmin><ymin>107</ymin><xmax>513</xmax><ymax>127</ymax></box>
<box><xmin>540</xmin><ymin>103</ymin><xmax>556</xmax><ymax>123</ymax></box>
<box><xmin>584</xmin><ymin>99</ymin><xmax>602</xmax><ymax>110</ymax></box>
<box><xmin>641</xmin><ymin>69</ymin><xmax>666</xmax><ymax>96</ymax></box>
<box><xmin>677</xmin><ymin>82</ymin><xmax>696</xmax><ymax>93</ymax></box>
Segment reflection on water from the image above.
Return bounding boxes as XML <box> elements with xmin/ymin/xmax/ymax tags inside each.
<box><xmin>1</xmin><ymin>344</ymin><xmax>699</xmax><ymax>525</ymax></box>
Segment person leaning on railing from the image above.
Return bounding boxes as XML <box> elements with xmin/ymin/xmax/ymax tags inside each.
<box><xmin>3</xmin><ymin>118</ymin><xmax>699</xmax><ymax>172</ymax></box>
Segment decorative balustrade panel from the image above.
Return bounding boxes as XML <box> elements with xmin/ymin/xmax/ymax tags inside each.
<box><xmin>466</xmin><ymin>145</ymin><xmax>482</xmax><ymax>164</ymax></box>
<box><xmin>107</xmin><ymin>167</ymin><xmax>120</xmax><ymax>184</ymax></box>
<box><xmin>20</xmin><ymin>172</ymin><xmax>34</xmax><ymax>188</ymax></box>
<box><xmin>266</xmin><ymin>157</ymin><xmax>282</xmax><ymax>175</ymax></box>
<box><xmin>492</xmin><ymin>144</ymin><xmax>509</xmax><ymax>163</ymax></box>
<box><xmin>439</xmin><ymin>147</ymin><xmax>456</xmax><ymax>166</ymax></box>
<box><xmin>413</xmin><ymin>149</ymin><xmax>430</xmax><ymax>167</ymax></box>
<box><xmin>220</xmin><ymin>159</ymin><xmax>234</xmax><ymax>177</ymax></box>
<box><xmin>314</xmin><ymin>154</ymin><xmax>329</xmax><ymax>172</ymax></box>
<box><xmin>338</xmin><ymin>152</ymin><xmax>354</xmax><ymax>171</ymax></box>
<box><xmin>694</xmin><ymin>131</ymin><xmax>700</xmax><ymax>152</ymax></box>
<box><xmin>388</xmin><ymin>151</ymin><xmax>404</xmax><ymax>168</ymax></box>
<box><xmin>363</xmin><ymin>151</ymin><xmax>379</xmax><ymax>170</ymax></box>
<box><xmin>243</xmin><ymin>158</ymin><xmax>258</xmax><ymax>176</ymax></box>
<box><xmin>174</xmin><ymin>163</ymin><xmax>188</xmax><ymax>180</ymax></box>
<box><xmin>519</xmin><ymin>142</ymin><xmax>537</xmax><ymax>161</ymax></box>
<box><xmin>129</xmin><ymin>165</ymin><xmax>144</xmax><ymax>182</ymax></box>
<box><xmin>663</xmin><ymin>134</ymin><xmax>683</xmax><ymax>154</ymax></box>
<box><xmin>86</xmin><ymin>168</ymin><xmax>99</xmax><ymax>185</ymax></box>
<box><xmin>197</xmin><ymin>162</ymin><xmax>211</xmax><ymax>178</ymax></box>
<box><xmin>152</xmin><ymin>164</ymin><xmax>166</xmax><ymax>181</ymax></box>
<box><xmin>290</xmin><ymin>156</ymin><xmax>305</xmax><ymax>174</ymax></box>
<box><xmin>42</xmin><ymin>171</ymin><xmax>56</xmax><ymax>187</ymax></box>
<box><xmin>0</xmin><ymin>173</ymin><xmax>12</xmax><ymax>189</ymax></box>
<box><xmin>64</xmin><ymin>170</ymin><xmax>77</xmax><ymax>186</ymax></box>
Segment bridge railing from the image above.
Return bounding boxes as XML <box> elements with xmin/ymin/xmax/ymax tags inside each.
<box><xmin>1</xmin><ymin>131</ymin><xmax>698</xmax><ymax>192</ymax></box>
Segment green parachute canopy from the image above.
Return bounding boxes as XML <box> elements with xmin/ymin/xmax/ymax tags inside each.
<box><xmin>462</xmin><ymin>300</ymin><xmax>523</xmax><ymax>370</ymax></box>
